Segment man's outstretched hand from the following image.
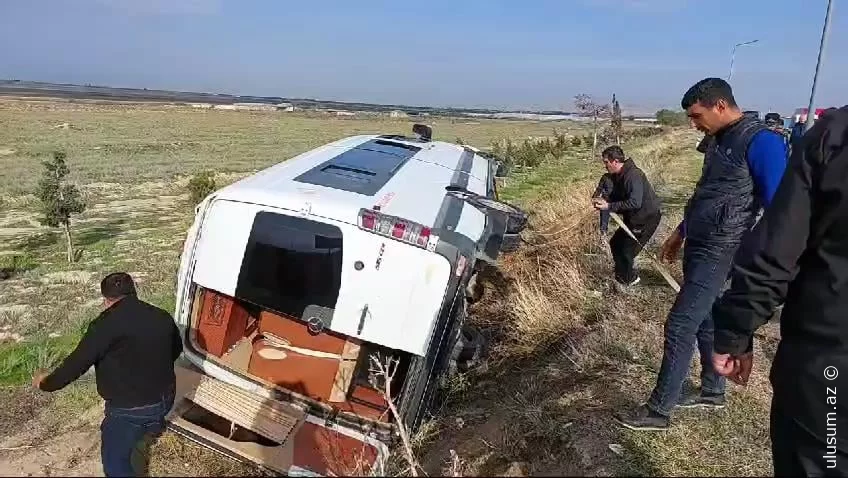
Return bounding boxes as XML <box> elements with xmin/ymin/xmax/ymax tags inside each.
<box><xmin>712</xmin><ymin>352</ymin><xmax>754</xmax><ymax>386</ymax></box>
<box><xmin>32</xmin><ymin>370</ymin><xmax>48</xmax><ymax>390</ymax></box>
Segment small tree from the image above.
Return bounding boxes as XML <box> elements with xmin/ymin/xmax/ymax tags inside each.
<box><xmin>37</xmin><ymin>151</ymin><xmax>86</xmax><ymax>263</ymax></box>
<box><xmin>611</xmin><ymin>94</ymin><xmax>623</xmax><ymax>144</ymax></box>
<box><xmin>574</xmin><ymin>94</ymin><xmax>612</xmax><ymax>159</ymax></box>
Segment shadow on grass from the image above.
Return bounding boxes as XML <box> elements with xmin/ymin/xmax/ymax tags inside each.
<box><xmin>15</xmin><ymin>231</ymin><xmax>60</xmax><ymax>251</ymax></box>
<box><xmin>7</xmin><ymin>219</ymin><xmax>127</xmax><ymax>258</ymax></box>
<box><xmin>637</xmin><ymin>266</ymin><xmax>676</xmax><ymax>289</ymax></box>
<box><xmin>75</xmin><ymin>219</ymin><xmax>128</xmax><ymax>247</ymax></box>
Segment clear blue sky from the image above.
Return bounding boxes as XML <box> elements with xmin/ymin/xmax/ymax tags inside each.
<box><xmin>1</xmin><ymin>0</ymin><xmax>844</xmax><ymax>114</ymax></box>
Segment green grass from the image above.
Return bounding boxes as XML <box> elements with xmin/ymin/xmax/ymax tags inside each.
<box><xmin>0</xmin><ymin>328</ymin><xmax>86</xmax><ymax>386</ymax></box>
<box><xmin>0</xmin><ymin>251</ymin><xmax>37</xmax><ymax>272</ymax></box>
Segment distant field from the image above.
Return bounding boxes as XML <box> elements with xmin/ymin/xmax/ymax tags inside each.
<box><xmin>0</xmin><ymin>98</ymin><xmax>598</xmax><ymax>194</ymax></box>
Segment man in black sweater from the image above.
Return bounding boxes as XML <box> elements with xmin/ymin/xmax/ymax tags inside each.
<box><xmin>33</xmin><ymin>272</ymin><xmax>183</xmax><ymax>477</ymax></box>
<box><xmin>711</xmin><ymin>106</ymin><xmax>848</xmax><ymax>475</ymax></box>
<box><xmin>592</xmin><ymin>145</ymin><xmax>662</xmax><ymax>286</ymax></box>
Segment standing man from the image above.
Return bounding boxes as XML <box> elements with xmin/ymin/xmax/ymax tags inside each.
<box><xmin>711</xmin><ymin>106</ymin><xmax>848</xmax><ymax>476</ymax></box>
<box><xmin>614</xmin><ymin>78</ymin><xmax>788</xmax><ymax>430</ymax></box>
<box><xmin>33</xmin><ymin>272</ymin><xmax>183</xmax><ymax>477</ymax></box>
<box><xmin>592</xmin><ymin>145</ymin><xmax>662</xmax><ymax>287</ymax></box>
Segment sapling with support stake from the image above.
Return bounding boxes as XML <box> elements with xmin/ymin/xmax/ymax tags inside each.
<box><xmin>36</xmin><ymin>151</ymin><xmax>86</xmax><ymax>263</ymax></box>
<box><xmin>574</xmin><ymin>94</ymin><xmax>612</xmax><ymax>159</ymax></box>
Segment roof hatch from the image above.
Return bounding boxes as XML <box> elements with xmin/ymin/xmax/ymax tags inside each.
<box><xmin>294</xmin><ymin>139</ymin><xmax>421</xmax><ymax>196</ymax></box>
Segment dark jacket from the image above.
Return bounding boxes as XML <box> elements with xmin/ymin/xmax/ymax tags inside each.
<box><xmin>40</xmin><ymin>295</ymin><xmax>183</xmax><ymax>408</ymax></box>
<box><xmin>712</xmin><ymin>106</ymin><xmax>848</xmax><ymax>453</ymax></box>
<box><xmin>683</xmin><ymin>116</ymin><xmax>770</xmax><ymax>245</ymax></box>
<box><xmin>606</xmin><ymin>159</ymin><xmax>661</xmax><ymax>227</ymax></box>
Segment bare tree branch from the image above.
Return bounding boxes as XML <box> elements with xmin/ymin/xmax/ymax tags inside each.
<box><xmin>369</xmin><ymin>354</ymin><xmax>422</xmax><ymax>477</ymax></box>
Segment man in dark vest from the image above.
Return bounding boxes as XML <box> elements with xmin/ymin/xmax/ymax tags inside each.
<box><xmin>614</xmin><ymin>78</ymin><xmax>788</xmax><ymax>430</ymax></box>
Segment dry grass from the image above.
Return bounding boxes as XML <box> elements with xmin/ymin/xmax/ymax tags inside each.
<box><xmin>416</xmin><ymin>128</ymin><xmax>777</xmax><ymax>477</ymax></box>
<box><xmin>147</xmin><ymin>432</ymin><xmax>270</xmax><ymax>477</ymax></box>
<box><xmin>0</xmin><ymin>98</ymin><xmax>593</xmax><ymax>194</ymax></box>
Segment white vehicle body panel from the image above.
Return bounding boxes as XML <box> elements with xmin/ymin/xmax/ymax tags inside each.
<box><xmin>175</xmin><ymin>134</ymin><xmax>498</xmax><ymax>354</ymax></box>
<box><xmin>188</xmin><ymin>198</ymin><xmax>452</xmax><ymax>356</ymax></box>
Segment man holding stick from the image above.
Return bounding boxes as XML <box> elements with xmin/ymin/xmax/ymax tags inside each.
<box><xmin>592</xmin><ymin>145</ymin><xmax>662</xmax><ymax>287</ymax></box>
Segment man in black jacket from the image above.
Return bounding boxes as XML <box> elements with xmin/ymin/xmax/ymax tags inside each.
<box><xmin>711</xmin><ymin>106</ymin><xmax>848</xmax><ymax>475</ymax></box>
<box><xmin>33</xmin><ymin>272</ymin><xmax>183</xmax><ymax>477</ymax></box>
<box><xmin>592</xmin><ymin>145</ymin><xmax>662</xmax><ymax>286</ymax></box>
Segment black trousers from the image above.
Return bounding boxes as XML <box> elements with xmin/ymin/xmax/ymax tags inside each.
<box><xmin>771</xmin><ymin>399</ymin><xmax>848</xmax><ymax>476</ymax></box>
<box><xmin>609</xmin><ymin>213</ymin><xmax>661</xmax><ymax>284</ymax></box>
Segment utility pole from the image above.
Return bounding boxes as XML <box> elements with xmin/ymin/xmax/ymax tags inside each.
<box><xmin>805</xmin><ymin>0</ymin><xmax>835</xmax><ymax>133</ymax></box>
<box><xmin>728</xmin><ymin>39</ymin><xmax>759</xmax><ymax>81</ymax></box>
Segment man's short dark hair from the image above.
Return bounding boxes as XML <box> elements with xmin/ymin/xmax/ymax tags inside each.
<box><xmin>101</xmin><ymin>272</ymin><xmax>137</xmax><ymax>299</ymax></box>
<box><xmin>765</xmin><ymin>112</ymin><xmax>781</xmax><ymax>126</ymax></box>
<box><xmin>601</xmin><ymin>145</ymin><xmax>626</xmax><ymax>162</ymax></box>
<box><xmin>681</xmin><ymin>78</ymin><xmax>738</xmax><ymax>110</ymax></box>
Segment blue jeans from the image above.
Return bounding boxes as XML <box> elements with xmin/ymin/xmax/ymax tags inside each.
<box><xmin>101</xmin><ymin>388</ymin><xmax>175</xmax><ymax>477</ymax></box>
<box><xmin>599</xmin><ymin>210</ymin><xmax>610</xmax><ymax>233</ymax></box>
<box><xmin>646</xmin><ymin>240</ymin><xmax>737</xmax><ymax>416</ymax></box>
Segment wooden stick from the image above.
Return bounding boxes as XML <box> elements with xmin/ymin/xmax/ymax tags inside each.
<box><xmin>609</xmin><ymin>212</ymin><xmax>681</xmax><ymax>293</ymax></box>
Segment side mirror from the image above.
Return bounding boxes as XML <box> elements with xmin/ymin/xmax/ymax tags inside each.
<box><xmin>445</xmin><ymin>187</ymin><xmax>528</xmax><ymax>235</ymax></box>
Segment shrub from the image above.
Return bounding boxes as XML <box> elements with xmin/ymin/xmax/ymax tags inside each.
<box><xmin>188</xmin><ymin>171</ymin><xmax>217</xmax><ymax>206</ymax></box>
<box><xmin>655</xmin><ymin>109</ymin><xmax>688</xmax><ymax>126</ymax></box>
<box><xmin>554</xmin><ymin>131</ymin><xmax>568</xmax><ymax>154</ymax></box>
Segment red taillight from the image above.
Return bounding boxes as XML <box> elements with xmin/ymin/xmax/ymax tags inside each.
<box><xmin>361</xmin><ymin>213</ymin><xmax>377</xmax><ymax>230</ymax></box>
<box><xmin>417</xmin><ymin>227</ymin><xmax>431</xmax><ymax>247</ymax></box>
<box><xmin>392</xmin><ymin>222</ymin><xmax>406</xmax><ymax>238</ymax></box>
<box><xmin>358</xmin><ymin>209</ymin><xmax>435</xmax><ymax>249</ymax></box>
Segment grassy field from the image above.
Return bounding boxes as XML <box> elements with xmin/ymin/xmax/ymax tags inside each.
<box><xmin>0</xmin><ymin>98</ymin><xmax>777</xmax><ymax>476</ymax></box>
